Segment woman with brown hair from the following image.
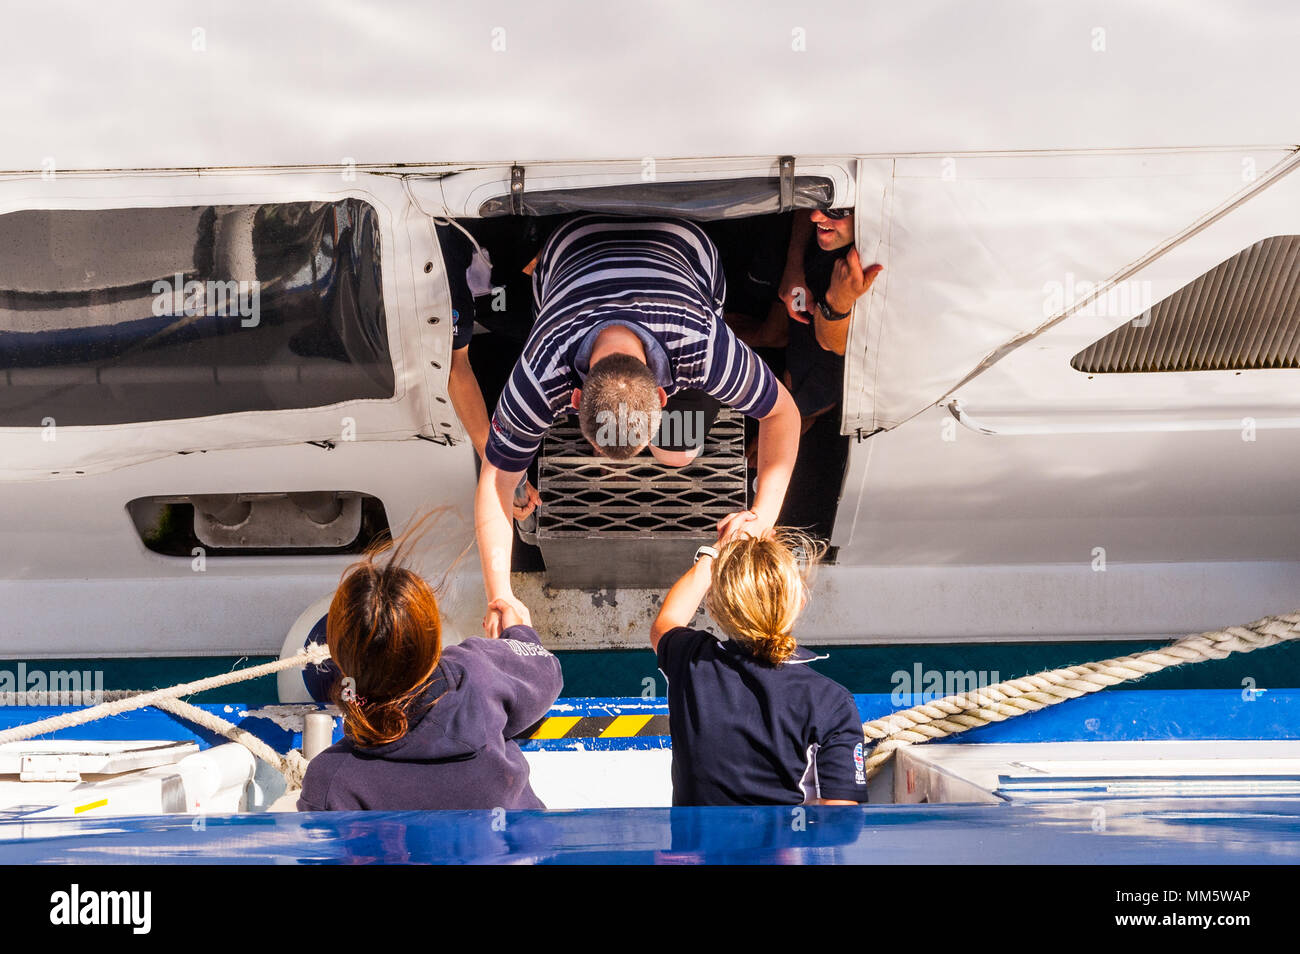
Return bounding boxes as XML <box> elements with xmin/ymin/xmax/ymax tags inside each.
<box><xmin>650</xmin><ymin>525</ymin><xmax>866</xmax><ymax>806</ymax></box>
<box><xmin>298</xmin><ymin>527</ymin><xmax>562</xmax><ymax>811</ymax></box>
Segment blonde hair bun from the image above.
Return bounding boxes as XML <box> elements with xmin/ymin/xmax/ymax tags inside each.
<box><xmin>704</xmin><ymin>528</ymin><xmax>827</xmax><ymax>666</ymax></box>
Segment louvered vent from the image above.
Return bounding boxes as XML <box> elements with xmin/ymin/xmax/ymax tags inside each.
<box><xmin>1071</xmin><ymin>235</ymin><xmax>1300</xmax><ymax>373</ymax></box>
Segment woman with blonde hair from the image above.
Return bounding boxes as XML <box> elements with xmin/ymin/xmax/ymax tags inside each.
<box><xmin>650</xmin><ymin>525</ymin><xmax>866</xmax><ymax>806</ymax></box>
<box><xmin>298</xmin><ymin>523</ymin><xmax>562</xmax><ymax>811</ymax></box>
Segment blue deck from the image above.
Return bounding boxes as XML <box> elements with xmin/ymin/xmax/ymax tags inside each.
<box><xmin>3</xmin><ymin>799</ymin><xmax>1299</xmax><ymax>864</ymax></box>
<box><xmin>2</xmin><ymin>688</ymin><xmax>1296</xmax><ymax>864</ymax></box>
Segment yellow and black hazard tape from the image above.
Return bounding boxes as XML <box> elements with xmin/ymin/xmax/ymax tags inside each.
<box><xmin>529</xmin><ymin>713</ymin><xmax>670</xmax><ymax>740</ymax></box>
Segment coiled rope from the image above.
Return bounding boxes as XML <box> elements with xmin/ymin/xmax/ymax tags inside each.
<box><xmin>860</xmin><ymin>610</ymin><xmax>1300</xmax><ymax>780</ymax></box>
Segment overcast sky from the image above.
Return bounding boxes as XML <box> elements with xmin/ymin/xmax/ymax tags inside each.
<box><xmin>0</xmin><ymin>0</ymin><xmax>1295</xmax><ymax>169</ymax></box>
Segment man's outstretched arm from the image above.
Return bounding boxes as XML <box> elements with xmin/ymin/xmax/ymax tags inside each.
<box><xmin>475</xmin><ymin>461</ymin><xmax>526</xmax><ymax>635</ymax></box>
<box><xmin>475</xmin><ymin>353</ymin><xmax>553</xmax><ymax>624</ymax></box>
<box><xmin>720</xmin><ymin>379</ymin><xmax>800</xmax><ymax>538</ymax></box>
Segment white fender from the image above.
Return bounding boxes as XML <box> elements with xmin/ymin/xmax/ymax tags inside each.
<box><xmin>276</xmin><ymin>594</ymin><xmax>465</xmax><ymax>702</ymax></box>
<box><xmin>276</xmin><ymin>594</ymin><xmax>334</xmax><ymax>703</ymax></box>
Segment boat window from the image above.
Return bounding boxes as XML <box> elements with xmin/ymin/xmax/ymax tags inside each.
<box><xmin>0</xmin><ymin>199</ymin><xmax>394</xmax><ymax>427</ymax></box>
<box><xmin>478</xmin><ymin>176</ymin><xmax>835</xmax><ymax>220</ymax></box>
<box><xmin>1071</xmin><ymin>235</ymin><xmax>1300</xmax><ymax>373</ymax></box>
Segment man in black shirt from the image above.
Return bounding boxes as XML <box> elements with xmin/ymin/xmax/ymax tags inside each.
<box><xmin>727</xmin><ymin>208</ymin><xmax>882</xmax><ymax>429</ymax></box>
<box><xmin>723</xmin><ymin>209</ymin><xmax>881</xmax><ymax>536</ymax></box>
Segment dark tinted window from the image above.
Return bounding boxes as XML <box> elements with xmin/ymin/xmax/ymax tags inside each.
<box><xmin>478</xmin><ymin>176</ymin><xmax>835</xmax><ymax>220</ymax></box>
<box><xmin>0</xmin><ymin>200</ymin><xmax>394</xmax><ymax>426</ymax></box>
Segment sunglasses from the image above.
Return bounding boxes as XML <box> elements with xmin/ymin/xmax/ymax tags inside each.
<box><xmin>820</xmin><ymin>208</ymin><xmax>852</xmax><ymax>220</ymax></box>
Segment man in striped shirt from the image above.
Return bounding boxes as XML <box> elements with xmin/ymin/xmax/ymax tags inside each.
<box><xmin>476</xmin><ymin>215</ymin><xmax>801</xmax><ymax>633</ymax></box>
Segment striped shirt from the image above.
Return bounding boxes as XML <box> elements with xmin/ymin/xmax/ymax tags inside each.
<box><xmin>484</xmin><ymin>215</ymin><xmax>778</xmax><ymax>471</ymax></box>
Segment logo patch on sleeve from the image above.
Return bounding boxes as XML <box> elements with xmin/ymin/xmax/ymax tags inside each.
<box><xmin>853</xmin><ymin>742</ymin><xmax>866</xmax><ymax>785</ymax></box>
<box><xmin>505</xmin><ymin>639</ymin><xmax>553</xmax><ymax>658</ymax></box>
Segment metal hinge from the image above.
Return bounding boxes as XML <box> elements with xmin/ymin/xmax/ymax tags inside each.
<box><xmin>20</xmin><ymin>754</ymin><xmax>81</xmax><ymax>782</ymax></box>
<box><xmin>510</xmin><ymin>164</ymin><xmax>525</xmax><ymax>215</ymax></box>
<box><xmin>778</xmin><ymin>156</ymin><xmax>795</xmax><ymax>212</ymax></box>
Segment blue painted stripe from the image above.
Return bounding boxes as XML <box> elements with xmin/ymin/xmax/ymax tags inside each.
<box><xmin>874</xmin><ymin>688</ymin><xmax>1300</xmax><ymax>745</ymax></box>
<box><xmin>0</xmin><ymin>689</ymin><xmax>1295</xmax><ymax>755</ymax></box>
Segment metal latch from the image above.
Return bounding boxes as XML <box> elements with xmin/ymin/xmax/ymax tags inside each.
<box><xmin>20</xmin><ymin>754</ymin><xmax>81</xmax><ymax>782</ymax></box>
<box><xmin>510</xmin><ymin>165</ymin><xmax>525</xmax><ymax>215</ymax></box>
<box><xmin>946</xmin><ymin>400</ymin><xmax>998</xmax><ymax>436</ymax></box>
<box><xmin>778</xmin><ymin>156</ymin><xmax>795</xmax><ymax>212</ymax></box>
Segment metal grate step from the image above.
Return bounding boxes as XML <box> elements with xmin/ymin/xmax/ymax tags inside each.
<box><xmin>537</xmin><ymin>409</ymin><xmax>747</xmax><ymax>588</ymax></box>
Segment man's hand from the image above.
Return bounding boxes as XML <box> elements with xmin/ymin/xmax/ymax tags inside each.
<box><xmin>778</xmin><ymin>270</ymin><xmax>809</xmax><ymax>322</ymax></box>
<box><xmin>485</xmin><ymin>595</ymin><xmax>532</xmax><ymax>637</ymax></box>
<box><xmin>716</xmin><ymin>511</ymin><xmax>762</xmax><ymax>548</ymax></box>
<box><xmin>777</xmin><ymin>210</ymin><xmax>814</xmax><ymax>321</ymax></box>
<box><xmin>826</xmin><ymin>250</ymin><xmax>883</xmax><ymax>314</ymax></box>
<box><xmin>717</xmin><ymin>508</ymin><xmax>770</xmax><ymax>545</ymax></box>
<box><xmin>513</xmin><ymin>479</ymin><xmax>541</xmax><ymax>521</ymax></box>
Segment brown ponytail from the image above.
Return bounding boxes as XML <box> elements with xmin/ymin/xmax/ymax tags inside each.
<box><xmin>327</xmin><ymin>515</ymin><xmax>447</xmax><ymax>747</ymax></box>
<box><xmin>705</xmin><ymin>529</ymin><xmax>827</xmax><ymax>666</ymax></box>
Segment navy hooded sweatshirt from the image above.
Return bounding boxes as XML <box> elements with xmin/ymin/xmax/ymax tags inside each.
<box><xmin>298</xmin><ymin>624</ymin><xmax>562</xmax><ymax>811</ymax></box>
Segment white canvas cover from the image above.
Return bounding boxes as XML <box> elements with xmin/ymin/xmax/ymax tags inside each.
<box><xmin>846</xmin><ymin>149</ymin><xmax>1300</xmax><ymax>432</ymax></box>
<box><xmin>0</xmin><ymin>173</ymin><xmax>452</xmax><ymax>478</ymax></box>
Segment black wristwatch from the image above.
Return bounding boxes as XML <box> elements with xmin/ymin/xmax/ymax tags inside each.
<box><xmin>817</xmin><ymin>298</ymin><xmax>852</xmax><ymax>322</ymax></box>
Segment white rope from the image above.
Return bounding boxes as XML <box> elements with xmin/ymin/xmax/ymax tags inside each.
<box><xmin>860</xmin><ymin>610</ymin><xmax>1300</xmax><ymax>780</ymax></box>
<box><xmin>0</xmin><ymin>644</ymin><xmax>330</xmax><ymax>748</ymax></box>
<box><xmin>401</xmin><ymin>174</ymin><xmax>487</xmax><ymax>254</ymax></box>
<box><xmin>0</xmin><ymin>688</ymin><xmax>316</xmax><ymax>789</ymax></box>
<box><xmin>150</xmin><ymin>696</ymin><xmax>311</xmax><ymax>789</ymax></box>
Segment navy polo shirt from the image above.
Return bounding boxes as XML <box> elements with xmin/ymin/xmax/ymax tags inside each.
<box><xmin>656</xmin><ymin>627</ymin><xmax>868</xmax><ymax>806</ymax></box>
<box><xmin>436</xmin><ymin>223</ymin><xmax>479</xmax><ymax>352</ymax></box>
<box><xmin>298</xmin><ymin>624</ymin><xmax>562</xmax><ymax>811</ymax></box>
